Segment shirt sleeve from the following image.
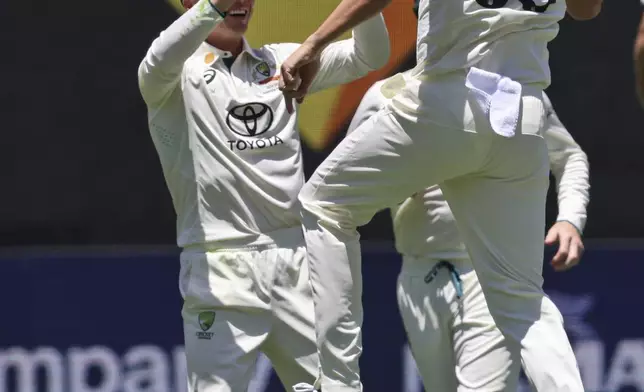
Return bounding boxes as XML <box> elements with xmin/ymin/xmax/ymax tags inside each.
<box><xmin>543</xmin><ymin>93</ymin><xmax>590</xmax><ymax>233</ymax></box>
<box><xmin>307</xmin><ymin>13</ymin><xmax>390</xmax><ymax>94</ymax></box>
<box><xmin>137</xmin><ymin>0</ymin><xmax>225</xmax><ymax>107</ymax></box>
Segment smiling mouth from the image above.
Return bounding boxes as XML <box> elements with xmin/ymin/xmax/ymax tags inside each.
<box><xmin>228</xmin><ymin>9</ymin><xmax>248</xmax><ymax>17</ymax></box>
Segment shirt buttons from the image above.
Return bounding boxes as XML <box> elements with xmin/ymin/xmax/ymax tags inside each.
<box><xmin>222</xmin><ymin>52</ymin><xmax>232</xmax><ymax>58</ymax></box>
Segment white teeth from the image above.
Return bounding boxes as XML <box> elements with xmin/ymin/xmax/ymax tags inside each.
<box><xmin>229</xmin><ymin>10</ymin><xmax>247</xmax><ymax>16</ymax></box>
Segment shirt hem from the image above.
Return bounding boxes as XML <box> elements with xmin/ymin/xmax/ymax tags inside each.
<box><xmin>180</xmin><ymin>225</ymin><xmax>305</xmax><ymax>252</ymax></box>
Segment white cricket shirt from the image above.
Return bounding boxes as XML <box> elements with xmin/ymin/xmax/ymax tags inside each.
<box><xmin>138</xmin><ymin>0</ymin><xmax>389</xmax><ymax>248</ymax></box>
<box><xmin>348</xmin><ymin>73</ymin><xmax>590</xmax><ymax>260</ymax></box>
<box><xmin>415</xmin><ymin>0</ymin><xmax>565</xmax><ymax>88</ymax></box>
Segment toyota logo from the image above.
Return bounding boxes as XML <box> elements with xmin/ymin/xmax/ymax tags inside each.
<box><xmin>225</xmin><ymin>102</ymin><xmax>274</xmax><ymax>137</ymax></box>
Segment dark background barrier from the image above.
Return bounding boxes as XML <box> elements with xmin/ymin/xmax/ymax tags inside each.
<box><xmin>2</xmin><ymin>242</ymin><xmax>643</xmax><ymax>392</ymax></box>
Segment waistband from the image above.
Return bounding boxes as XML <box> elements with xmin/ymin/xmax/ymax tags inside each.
<box><xmin>410</xmin><ymin>66</ymin><xmax>544</xmax><ymax>98</ymax></box>
<box><xmin>183</xmin><ymin>226</ymin><xmax>305</xmax><ymax>253</ymax></box>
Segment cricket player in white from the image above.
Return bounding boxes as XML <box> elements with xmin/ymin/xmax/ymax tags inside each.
<box><xmin>278</xmin><ymin>0</ymin><xmax>601</xmax><ymax>390</ymax></box>
<box><xmin>349</xmin><ymin>71</ymin><xmax>590</xmax><ymax>390</ymax></box>
<box><xmin>137</xmin><ymin>0</ymin><xmax>389</xmax><ymax>390</ymax></box>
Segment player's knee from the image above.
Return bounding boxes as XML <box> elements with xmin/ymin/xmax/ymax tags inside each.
<box><xmin>298</xmin><ymin>188</ymin><xmax>360</xmax><ymax>230</ymax></box>
<box><xmin>298</xmin><ymin>182</ymin><xmax>340</xmax><ymax>216</ymax></box>
<box><xmin>298</xmin><ymin>182</ymin><xmax>317</xmax><ymax>209</ymax></box>
<box><xmin>298</xmin><ymin>185</ymin><xmax>330</xmax><ymax>224</ymax></box>
<box><xmin>298</xmin><ymin>195</ymin><xmax>336</xmax><ymax>228</ymax></box>
<box><xmin>298</xmin><ymin>186</ymin><xmax>322</xmax><ymax>221</ymax></box>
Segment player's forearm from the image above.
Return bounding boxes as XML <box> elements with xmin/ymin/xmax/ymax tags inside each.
<box><xmin>305</xmin><ymin>0</ymin><xmax>392</xmax><ymax>53</ymax></box>
<box><xmin>565</xmin><ymin>0</ymin><xmax>602</xmax><ymax>20</ymax></box>
<box><xmin>554</xmin><ymin>152</ymin><xmax>590</xmax><ymax>233</ymax></box>
<box><xmin>635</xmin><ymin>13</ymin><xmax>644</xmax><ymax>108</ymax></box>
<box><xmin>138</xmin><ymin>0</ymin><xmax>230</xmax><ymax>102</ymax></box>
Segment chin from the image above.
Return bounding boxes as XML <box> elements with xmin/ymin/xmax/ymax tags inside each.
<box><xmin>224</xmin><ymin>19</ymin><xmax>250</xmax><ymax>32</ymax></box>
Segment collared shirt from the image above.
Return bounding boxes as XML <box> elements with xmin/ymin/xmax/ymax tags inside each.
<box><xmin>138</xmin><ymin>0</ymin><xmax>389</xmax><ymax>248</ymax></box>
<box><xmin>415</xmin><ymin>0</ymin><xmax>565</xmax><ymax>89</ymax></box>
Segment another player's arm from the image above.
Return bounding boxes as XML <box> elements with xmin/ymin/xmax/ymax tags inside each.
<box><xmin>565</xmin><ymin>0</ymin><xmax>602</xmax><ymax>21</ymax></box>
<box><xmin>543</xmin><ymin>94</ymin><xmax>590</xmax><ymax>234</ymax></box>
<box><xmin>635</xmin><ymin>8</ymin><xmax>644</xmax><ymax>108</ymax></box>
<box><xmin>137</xmin><ymin>0</ymin><xmax>234</xmax><ymax>107</ymax></box>
<box><xmin>306</xmin><ymin>14</ymin><xmax>390</xmax><ymax>94</ymax></box>
<box><xmin>304</xmin><ymin>0</ymin><xmax>392</xmax><ymax>56</ymax></box>
<box><xmin>543</xmin><ymin>93</ymin><xmax>589</xmax><ymax>271</ymax></box>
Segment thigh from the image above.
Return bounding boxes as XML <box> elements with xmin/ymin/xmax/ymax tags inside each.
<box><xmin>262</xmin><ymin>246</ymin><xmax>319</xmax><ymax>388</ymax></box>
<box><xmin>180</xmin><ymin>250</ymin><xmax>273</xmax><ymax>309</ymax></box>
<box><xmin>180</xmin><ymin>251</ymin><xmax>273</xmax><ymax>392</ymax></box>
<box><xmin>441</xmin><ymin>133</ymin><xmax>550</xmax><ymax>300</ymax></box>
<box><xmin>440</xmin><ymin>132</ymin><xmax>551</xmax><ymax>341</ymax></box>
<box><xmin>298</xmin><ymin>103</ymin><xmax>489</xmax><ymax>229</ymax></box>
<box><xmin>453</xmin><ymin>273</ymin><xmax>521</xmax><ymax>392</ymax></box>
<box><xmin>396</xmin><ymin>271</ymin><xmax>458</xmax><ymax>391</ymax></box>
<box><xmin>183</xmin><ymin>307</ymin><xmax>270</xmax><ymax>392</ymax></box>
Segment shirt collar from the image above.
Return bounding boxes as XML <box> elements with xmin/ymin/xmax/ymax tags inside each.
<box><xmin>242</xmin><ymin>38</ymin><xmax>263</xmax><ymax>61</ymax></box>
<box><xmin>199</xmin><ymin>37</ymin><xmax>263</xmax><ymax>62</ymax></box>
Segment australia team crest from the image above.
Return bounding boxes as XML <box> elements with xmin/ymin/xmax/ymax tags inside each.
<box><xmin>253</xmin><ymin>61</ymin><xmax>278</xmax><ymax>85</ymax></box>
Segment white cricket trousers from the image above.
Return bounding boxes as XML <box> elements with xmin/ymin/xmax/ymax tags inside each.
<box><xmin>397</xmin><ymin>257</ymin><xmax>521</xmax><ymax>391</ymax></box>
<box><xmin>298</xmin><ymin>69</ymin><xmax>583</xmax><ymax>392</ymax></box>
<box><xmin>179</xmin><ymin>227</ymin><xmax>319</xmax><ymax>392</ymax></box>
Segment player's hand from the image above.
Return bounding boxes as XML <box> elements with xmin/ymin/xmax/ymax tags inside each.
<box><xmin>280</xmin><ymin>38</ymin><xmax>322</xmax><ymax>114</ymax></box>
<box><xmin>545</xmin><ymin>221</ymin><xmax>585</xmax><ymax>272</ymax></box>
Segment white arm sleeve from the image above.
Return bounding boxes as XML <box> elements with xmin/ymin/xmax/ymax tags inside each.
<box><xmin>137</xmin><ymin>0</ymin><xmax>225</xmax><ymax>107</ymax></box>
<box><xmin>308</xmin><ymin>14</ymin><xmax>390</xmax><ymax>94</ymax></box>
<box><xmin>543</xmin><ymin>93</ymin><xmax>590</xmax><ymax>233</ymax></box>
